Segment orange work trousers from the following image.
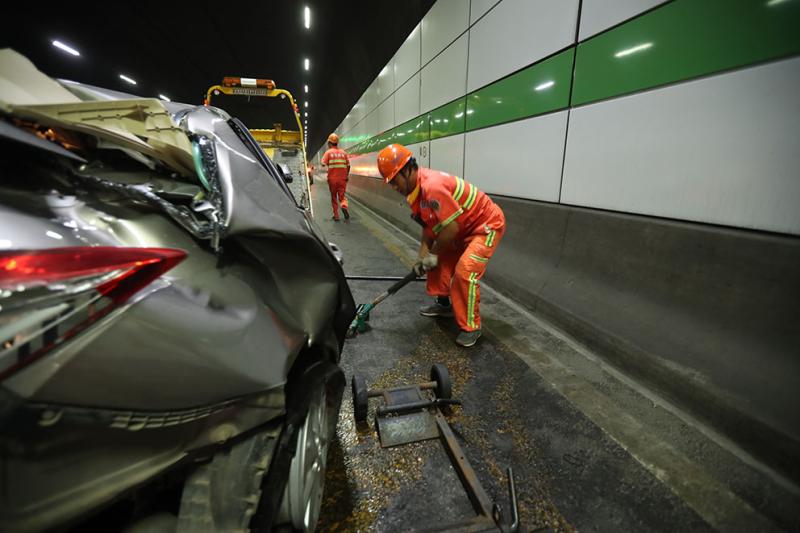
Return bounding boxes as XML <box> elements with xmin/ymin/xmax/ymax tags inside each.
<box><xmin>328</xmin><ymin>177</ymin><xmax>349</xmax><ymax>219</ymax></box>
<box><xmin>426</xmin><ymin>216</ymin><xmax>505</xmax><ymax>332</ymax></box>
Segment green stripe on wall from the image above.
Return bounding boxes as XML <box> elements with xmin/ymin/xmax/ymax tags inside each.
<box><xmin>572</xmin><ymin>0</ymin><xmax>800</xmax><ymax>106</ymax></box>
<box><xmin>345</xmin><ymin>0</ymin><xmax>800</xmax><ymax>154</ymax></box>
<box><xmin>394</xmin><ymin>115</ymin><xmax>430</xmax><ymax>145</ymax></box>
<box><xmin>466</xmin><ymin>48</ymin><xmax>573</xmax><ymax>131</ymax></box>
<box><xmin>429</xmin><ymin>97</ymin><xmax>467</xmax><ymax>139</ymax></box>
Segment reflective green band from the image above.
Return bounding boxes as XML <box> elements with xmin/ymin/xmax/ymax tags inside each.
<box><xmin>485</xmin><ymin>230</ymin><xmax>495</xmax><ymax>247</ymax></box>
<box><xmin>453</xmin><ymin>177</ymin><xmax>465</xmax><ymax>203</ymax></box>
<box><xmin>328</xmin><ymin>159</ymin><xmax>348</xmax><ymax>164</ymax></box>
<box><xmin>328</xmin><ymin>164</ymin><xmax>349</xmax><ymax>169</ymax></box>
<box><xmin>469</xmin><ymin>254</ymin><xmax>488</xmax><ymax>263</ymax></box>
<box><xmin>467</xmin><ymin>272</ymin><xmax>478</xmax><ymax>329</ymax></box>
<box><xmin>464</xmin><ymin>183</ymin><xmax>478</xmax><ymax>210</ymax></box>
<box><xmin>432</xmin><ymin>208</ymin><xmax>463</xmax><ymax>234</ymax></box>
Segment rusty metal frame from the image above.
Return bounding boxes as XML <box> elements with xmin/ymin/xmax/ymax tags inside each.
<box><xmin>360</xmin><ymin>372</ymin><xmax>519</xmax><ymax>532</ymax></box>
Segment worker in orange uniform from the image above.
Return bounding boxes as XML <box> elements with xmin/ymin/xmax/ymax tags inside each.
<box><xmin>377</xmin><ymin>144</ymin><xmax>505</xmax><ymax>347</ymax></box>
<box><xmin>321</xmin><ymin>133</ymin><xmax>350</xmax><ymax>221</ymax></box>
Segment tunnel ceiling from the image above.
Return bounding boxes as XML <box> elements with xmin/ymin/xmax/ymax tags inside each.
<box><xmin>1</xmin><ymin>0</ymin><xmax>434</xmax><ymax>154</ymax></box>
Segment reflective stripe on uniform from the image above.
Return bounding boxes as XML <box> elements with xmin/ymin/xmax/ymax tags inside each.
<box><xmin>432</xmin><ymin>208</ymin><xmax>463</xmax><ymax>233</ymax></box>
<box><xmin>469</xmin><ymin>254</ymin><xmax>488</xmax><ymax>263</ymax></box>
<box><xmin>453</xmin><ymin>177</ymin><xmax>465</xmax><ymax>203</ymax></box>
<box><xmin>464</xmin><ymin>183</ymin><xmax>478</xmax><ymax>210</ymax></box>
<box><xmin>467</xmin><ymin>272</ymin><xmax>479</xmax><ymax>329</ymax></box>
<box><xmin>485</xmin><ymin>230</ymin><xmax>496</xmax><ymax>247</ymax></box>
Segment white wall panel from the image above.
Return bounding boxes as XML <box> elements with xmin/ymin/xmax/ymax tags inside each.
<box><xmin>341</xmin><ymin>114</ymin><xmax>353</xmax><ymax>137</ymax></box>
<box><xmin>378</xmin><ymin>94</ymin><xmax>395</xmax><ymax>133</ymax></box>
<box><xmin>430</xmin><ymin>134</ymin><xmax>465</xmax><ymax>178</ymax></box>
<box><xmin>470</xmin><ymin>0</ymin><xmax>501</xmax><ymax>24</ymax></box>
<box><xmin>351</xmin><ymin>98</ymin><xmax>365</xmax><ymax>124</ymax></box>
<box><xmin>353</xmin><ymin>119</ymin><xmax>365</xmax><ymax>144</ymax></box>
<box><xmin>561</xmin><ymin>57</ymin><xmax>800</xmax><ymax>235</ymax></box>
<box><xmin>579</xmin><ymin>0</ymin><xmax>667</xmax><ymax>41</ymax></box>
<box><xmin>363</xmin><ymin>79</ymin><xmax>379</xmax><ymax>116</ymax></box>
<box><xmin>467</xmin><ymin>0</ymin><xmax>578</xmax><ymax>93</ymax></box>
<box><xmin>395</xmin><ymin>73</ymin><xmax>421</xmax><ymax>126</ymax></box>
<box><xmin>376</xmin><ymin>61</ymin><xmax>395</xmax><ymax>102</ymax></box>
<box><xmin>421</xmin><ymin>0</ymin><xmax>470</xmax><ymax>66</ymax></box>
<box><xmin>403</xmin><ymin>141</ymin><xmax>430</xmax><ymax>169</ymax></box>
<box><xmin>362</xmin><ymin>110</ymin><xmax>379</xmax><ymax>141</ymax></box>
<box><xmin>394</xmin><ymin>24</ymin><xmax>421</xmax><ymax>88</ymax></box>
<box><xmin>421</xmin><ymin>33</ymin><xmax>468</xmax><ymax>114</ymax></box>
<box><xmin>465</xmin><ymin>111</ymin><xmax>567</xmax><ymax>201</ymax></box>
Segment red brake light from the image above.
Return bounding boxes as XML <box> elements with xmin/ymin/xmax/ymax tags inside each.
<box><xmin>1</xmin><ymin>247</ymin><xmax>186</xmax><ymax>302</ymax></box>
<box><xmin>0</xmin><ymin>247</ymin><xmax>187</xmax><ymax>379</ymax></box>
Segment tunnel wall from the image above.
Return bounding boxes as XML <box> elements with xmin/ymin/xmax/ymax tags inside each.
<box><xmin>344</xmin><ymin>174</ymin><xmax>800</xmax><ymax>480</ymax></box>
<box><xmin>317</xmin><ymin>0</ymin><xmax>800</xmax><ymax>478</ymax></box>
<box><xmin>320</xmin><ymin>0</ymin><xmax>800</xmax><ymax>236</ymax></box>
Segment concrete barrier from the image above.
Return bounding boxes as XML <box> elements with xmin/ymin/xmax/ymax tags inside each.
<box><xmin>346</xmin><ymin>173</ymin><xmax>800</xmax><ymax>481</ymax></box>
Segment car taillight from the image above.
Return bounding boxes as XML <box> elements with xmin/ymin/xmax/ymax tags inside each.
<box><xmin>0</xmin><ymin>247</ymin><xmax>186</xmax><ymax>380</ymax></box>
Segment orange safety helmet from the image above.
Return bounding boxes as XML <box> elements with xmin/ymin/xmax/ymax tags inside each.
<box><xmin>327</xmin><ymin>133</ymin><xmax>339</xmax><ymax>145</ymax></box>
<box><xmin>377</xmin><ymin>144</ymin><xmax>413</xmax><ymax>183</ymax></box>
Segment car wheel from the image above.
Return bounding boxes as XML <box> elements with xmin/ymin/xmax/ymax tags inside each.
<box><xmin>277</xmin><ymin>371</ymin><xmax>341</xmax><ymax>531</ymax></box>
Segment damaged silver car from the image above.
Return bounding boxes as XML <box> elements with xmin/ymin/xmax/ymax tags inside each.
<box><xmin>0</xmin><ymin>50</ymin><xmax>355</xmax><ymax>532</ymax></box>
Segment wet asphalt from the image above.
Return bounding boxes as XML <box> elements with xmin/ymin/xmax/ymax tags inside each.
<box><xmin>308</xmin><ymin>177</ymin><xmax>799</xmax><ymax>532</ymax></box>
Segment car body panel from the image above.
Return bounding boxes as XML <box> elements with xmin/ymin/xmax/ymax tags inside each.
<box><xmin>0</xmin><ymin>49</ymin><xmax>354</xmax><ymax>531</ymax></box>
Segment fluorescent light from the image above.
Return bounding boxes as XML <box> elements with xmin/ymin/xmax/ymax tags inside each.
<box><xmin>304</xmin><ymin>112</ymin><xmax>308</xmax><ymax>117</ymax></box>
<box><xmin>535</xmin><ymin>80</ymin><xmax>555</xmax><ymax>91</ymax></box>
<box><xmin>304</xmin><ymin>58</ymin><xmax>310</xmax><ymax>70</ymax></box>
<box><xmin>614</xmin><ymin>42</ymin><xmax>653</xmax><ymax>58</ymax></box>
<box><xmin>304</xmin><ymin>6</ymin><xmax>311</xmax><ymax>29</ymax></box>
<box><xmin>305</xmin><ymin>102</ymin><xmax>308</xmax><ymax>108</ymax></box>
<box><xmin>52</xmin><ymin>40</ymin><xmax>80</xmax><ymax>56</ymax></box>
<box><xmin>119</xmin><ymin>74</ymin><xmax>137</xmax><ymax>85</ymax></box>
<box><xmin>158</xmin><ymin>94</ymin><xmax>171</xmax><ymax>101</ymax></box>
<box><xmin>304</xmin><ymin>84</ymin><xmax>308</xmax><ymax>93</ymax></box>
<box><xmin>766</xmin><ymin>0</ymin><xmax>790</xmax><ymax>5</ymax></box>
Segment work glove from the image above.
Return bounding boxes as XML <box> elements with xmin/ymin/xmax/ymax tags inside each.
<box><xmin>421</xmin><ymin>253</ymin><xmax>438</xmax><ymax>271</ymax></box>
<box><xmin>413</xmin><ymin>253</ymin><xmax>438</xmax><ymax>277</ymax></box>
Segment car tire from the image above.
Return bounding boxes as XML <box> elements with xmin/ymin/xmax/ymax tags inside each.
<box><xmin>276</xmin><ymin>364</ymin><xmax>344</xmax><ymax>532</ymax></box>
<box><xmin>176</xmin><ymin>424</ymin><xmax>282</xmax><ymax>533</ymax></box>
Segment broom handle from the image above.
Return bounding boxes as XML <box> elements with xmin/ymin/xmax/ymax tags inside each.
<box><xmin>371</xmin><ymin>270</ymin><xmax>417</xmax><ymax>306</ymax></box>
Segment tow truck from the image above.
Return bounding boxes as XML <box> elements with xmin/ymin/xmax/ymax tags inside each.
<box><xmin>205</xmin><ymin>77</ymin><xmax>312</xmax><ymax>214</ymax></box>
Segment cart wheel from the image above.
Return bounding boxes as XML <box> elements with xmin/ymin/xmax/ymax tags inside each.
<box><xmin>352</xmin><ymin>375</ymin><xmax>368</xmax><ymax>422</ymax></box>
<box><xmin>430</xmin><ymin>364</ymin><xmax>452</xmax><ymax>400</ymax></box>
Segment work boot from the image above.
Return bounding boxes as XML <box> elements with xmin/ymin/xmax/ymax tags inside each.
<box><xmin>342</xmin><ymin>206</ymin><xmax>350</xmax><ymax>220</ymax></box>
<box><xmin>331</xmin><ymin>216</ymin><xmax>340</xmax><ymax>222</ymax></box>
<box><xmin>419</xmin><ymin>296</ymin><xmax>454</xmax><ymax>318</ymax></box>
<box><xmin>456</xmin><ymin>329</ymin><xmax>482</xmax><ymax>347</ymax></box>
